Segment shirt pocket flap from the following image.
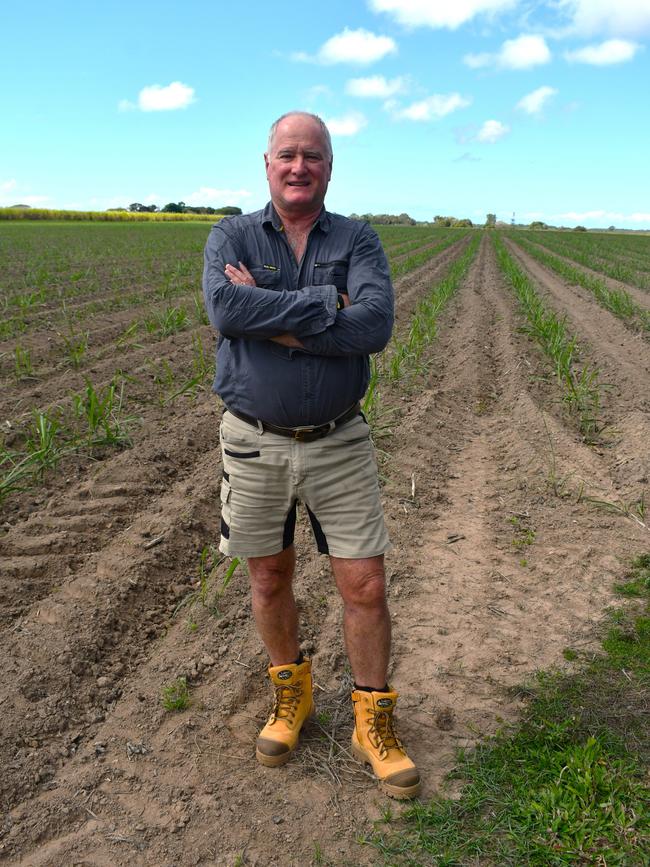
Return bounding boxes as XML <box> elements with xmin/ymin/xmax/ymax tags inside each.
<box><xmin>249</xmin><ymin>265</ymin><xmax>282</xmax><ymax>289</ymax></box>
<box><xmin>312</xmin><ymin>260</ymin><xmax>349</xmax><ymax>290</ymax></box>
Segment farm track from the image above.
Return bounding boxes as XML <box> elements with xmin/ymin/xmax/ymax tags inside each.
<box><xmin>515</xmin><ymin>237</ymin><xmax>650</xmax><ymax>306</ymax></box>
<box><xmin>505</xmin><ymin>239</ymin><xmax>650</xmax><ymax>416</ymax></box>
<box><xmin>1</xmin><ymin>235</ymin><xmax>648</xmax><ymax>865</ymax></box>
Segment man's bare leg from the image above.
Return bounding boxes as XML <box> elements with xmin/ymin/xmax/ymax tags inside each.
<box><xmin>330</xmin><ymin>554</ymin><xmax>390</xmax><ymax>688</ymax></box>
<box><xmin>248</xmin><ymin>545</ymin><xmax>300</xmax><ymax>666</ymax></box>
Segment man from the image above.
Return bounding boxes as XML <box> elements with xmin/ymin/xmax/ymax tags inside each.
<box><xmin>203</xmin><ymin>111</ymin><xmax>420</xmax><ymax>799</ymax></box>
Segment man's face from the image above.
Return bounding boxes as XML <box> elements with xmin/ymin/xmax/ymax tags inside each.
<box><xmin>264</xmin><ymin>115</ymin><xmax>332</xmax><ymax>216</ymax></box>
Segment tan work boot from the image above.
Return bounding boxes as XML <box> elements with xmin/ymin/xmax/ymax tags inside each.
<box><xmin>255</xmin><ymin>659</ymin><xmax>314</xmax><ymax>767</ymax></box>
<box><xmin>351</xmin><ymin>688</ymin><xmax>421</xmax><ymax>799</ymax></box>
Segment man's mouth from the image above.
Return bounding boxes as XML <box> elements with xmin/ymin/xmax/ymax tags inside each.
<box><xmin>287</xmin><ymin>181</ymin><xmax>309</xmax><ymax>186</ymax></box>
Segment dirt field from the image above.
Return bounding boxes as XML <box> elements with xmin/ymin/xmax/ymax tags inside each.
<box><xmin>1</xmin><ymin>229</ymin><xmax>648</xmax><ymax>865</ymax></box>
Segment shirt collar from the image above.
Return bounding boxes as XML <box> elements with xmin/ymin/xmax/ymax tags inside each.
<box><xmin>262</xmin><ymin>202</ymin><xmax>331</xmax><ymax>234</ymax></box>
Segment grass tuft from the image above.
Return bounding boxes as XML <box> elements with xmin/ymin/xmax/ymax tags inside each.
<box><xmin>161</xmin><ymin>677</ymin><xmax>190</xmax><ymax>712</ymax></box>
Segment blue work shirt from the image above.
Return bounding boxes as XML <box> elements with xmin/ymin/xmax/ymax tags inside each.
<box><xmin>202</xmin><ymin>202</ymin><xmax>394</xmax><ymax>427</ymax></box>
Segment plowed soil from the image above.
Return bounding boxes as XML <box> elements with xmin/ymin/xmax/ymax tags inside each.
<box><xmin>1</xmin><ymin>233</ymin><xmax>648</xmax><ymax>866</ymax></box>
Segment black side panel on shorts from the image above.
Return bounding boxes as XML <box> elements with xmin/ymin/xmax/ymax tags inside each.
<box><xmin>306</xmin><ymin>506</ymin><xmax>329</xmax><ymax>555</ymax></box>
<box><xmin>220</xmin><ymin>516</ymin><xmax>230</xmax><ymax>539</ymax></box>
<box><xmin>283</xmin><ymin>500</ymin><xmax>298</xmax><ymax>551</ymax></box>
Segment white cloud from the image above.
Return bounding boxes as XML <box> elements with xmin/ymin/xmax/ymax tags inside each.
<box><xmin>346</xmin><ymin>75</ymin><xmax>406</xmax><ymax>98</ymax></box>
<box><xmin>2</xmin><ymin>194</ymin><xmax>50</xmax><ymax>207</ymax></box>
<box><xmin>501</xmin><ymin>34</ymin><xmax>551</xmax><ymax>68</ymax></box>
<box><xmin>465</xmin><ymin>34</ymin><xmax>551</xmax><ymax>70</ymax></box>
<box><xmin>324</xmin><ymin>112</ymin><xmax>368</xmax><ymax>136</ymax></box>
<box><xmin>554</xmin><ymin>209</ymin><xmax>650</xmax><ymax>224</ymax></box>
<box><xmin>369</xmin><ymin>0</ymin><xmax>517</xmax><ymax>30</ymax></box>
<box><xmin>516</xmin><ymin>85</ymin><xmax>558</xmax><ymax>114</ymax></box>
<box><xmin>137</xmin><ymin>81</ymin><xmax>196</xmax><ymax>111</ymax></box>
<box><xmin>477</xmin><ymin>119</ymin><xmax>509</xmax><ymax>142</ymax></box>
<box><xmin>391</xmin><ymin>93</ymin><xmax>471</xmax><ymax>121</ymax></box>
<box><xmin>185</xmin><ymin>187</ymin><xmax>252</xmax><ymax>207</ymax></box>
<box><xmin>293</xmin><ymin>28</ymin><xmax>397</xmax><ymax>65</ymax></box>
<box><xmin>564</xmin><ymin>39</ymin><xmax>640</xmax><ymax>65</ymax></box>
<box><xmin>0</xmin><ymin>180</ymin><xmax>49</xmax><ymax>207</ymax></box>
<box><xmin>559</xmin><ymin>0</ymin><xmax>650</xmax><ymax>38</ymax></box>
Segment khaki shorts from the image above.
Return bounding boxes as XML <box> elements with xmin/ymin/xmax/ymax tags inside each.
<box><xmin>219</xmin><ymin>410</ymin><xmax>391</xmax><ymax>559</ymax></box>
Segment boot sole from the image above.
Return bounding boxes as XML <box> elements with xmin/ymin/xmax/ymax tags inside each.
<box><xmin>351</xmin><ymin>743</ymin><xmax>422</xmax><ymax>800</ymax></box>
<box><xmin>255</xmin><ymin>747</ymin><xmax>292</xmax><ymax>768</ymax></box>
<box><xmin>255</xmin><ymin>703</ymin><xmax>315</xmax><ymax>768</ymax></box>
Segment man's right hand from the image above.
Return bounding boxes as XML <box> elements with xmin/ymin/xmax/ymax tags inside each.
<box><xmin>225</xmin><ymin>261</ymin><xmax>256</xmax><ymax>286</ymax></box>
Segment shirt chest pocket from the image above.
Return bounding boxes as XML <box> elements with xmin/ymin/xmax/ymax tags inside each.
<box><xmin>249</xmin><ymin>265</ymin><xmax>282</xmax><ymax>290</ymax></box>
<box><xmin>312</xmin><ymin>260</ymin><xmax>349</xmax><ymax>291</ymax></box>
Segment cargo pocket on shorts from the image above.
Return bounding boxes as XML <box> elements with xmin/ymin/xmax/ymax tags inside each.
<box><xmin>220</xmin><ymin>475</ymin><xmax>231</xmax><ymax>540</ymax></box>
<box><xmin>223</xmin><ymin>447</ymin><xmax>261</xmax><ymax>459</ymax></box>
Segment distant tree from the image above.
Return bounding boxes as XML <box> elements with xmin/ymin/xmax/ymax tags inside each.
<box><xmin>398</xmin><ymin>212</ymin><xmax>416</xmax><ymax>226</ymax></box>
<box><xmin>485</xmin><ymin>213</ymin><xmax>497</xmax><ymax>228</ymax></box>
<box><xmin>107</xmin><ymin>207</ymin><xmax>128</xmax><ymax>212</ymax></box>
<box><xmin>350</xmin><ymin>212</ymin><xmax>414</xmax><ymax>225</ymax></box>
<box><xmin>608</xmin><ymin>225</ymin><xmax>616</xmax><ymax>232</ymax></box>
<box><xmin>530</xmin><ymin>221</ymin><xmax>548</xmax><ymax>230</ymax></box>
<box><xmin>215</xmin><ymin>206</ymin><xmax>243</xmax><ymax>215</ymax></box>
<box><xmin>456</xmin><ymin>218</ymin><xmax>473</xmax><ymax>227</ymax></box>
<box><xmin>9</xmin><ymin>204</ymin><xmax>31</xmax><ymax>208</ymax></box>
<box><xmin>162</xmin><ymin>201</ymin><xmax>186</xmax><ymax>213</ymax></box>
<box><xmin>573</xmin><ymin>225</ymin><xmax>587</xmax><ymax>232</ymax></box>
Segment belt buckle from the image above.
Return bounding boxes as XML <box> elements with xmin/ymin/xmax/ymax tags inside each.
<box><xmin>292</xmin><ymin>425</ymin><xmax>316</xmax><ymax>442</ymax></box>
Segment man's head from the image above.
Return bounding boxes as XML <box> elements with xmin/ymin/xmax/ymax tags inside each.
<box><xmin>264</xmin><ymin>112</ymin><xmax>333</xmax><ymax>218</ymax></box>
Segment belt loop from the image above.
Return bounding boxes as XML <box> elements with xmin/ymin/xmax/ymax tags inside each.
<box><xmin>257</xmin><ymin>419</ymin><xmax>264</xmax><ymax>435</ymax></box>
<box><xmin>327</xmin><ymin>421</ymin><xmax>335</xmax><ymax>433</ymax></box>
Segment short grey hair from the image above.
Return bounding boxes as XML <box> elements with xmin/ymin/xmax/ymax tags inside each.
<box><xmin>267</xmin><ymin>111</ymin><xmax>333</xmax><ymax>161</ymax></box>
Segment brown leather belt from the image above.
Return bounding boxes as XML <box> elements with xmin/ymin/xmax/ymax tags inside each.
<box><xmin>225</xmin><ymin>402</ymin><xmax>361</xmax><ymax>443</ymax></box>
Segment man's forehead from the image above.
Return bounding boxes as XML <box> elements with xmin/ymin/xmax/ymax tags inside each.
<box><xmin>271</xmin><ymin>118</ymin><xmax>328</xmax><ymax>152</ymax></box>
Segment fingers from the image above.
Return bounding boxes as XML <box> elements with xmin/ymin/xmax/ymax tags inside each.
<box><xmin>238</xmin><ymin>261</ymin><xmax>254</xmax><ymax>281</ymax></box>
<box><xmin>224</xmin><ymin>262</ymin><xmax>255</xmax><ymax>286</ymax></box>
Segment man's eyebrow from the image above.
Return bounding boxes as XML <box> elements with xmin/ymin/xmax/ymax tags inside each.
<box><xmin>276</xmin><ymin>146</ymin><xmax>324</xmax><ymax>157</ymax></box>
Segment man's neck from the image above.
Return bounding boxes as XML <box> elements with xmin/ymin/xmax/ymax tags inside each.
<box><xmin>273</xmin><ymin>202</ymin><xmax>323</xmax><ymax>232</ymax></box>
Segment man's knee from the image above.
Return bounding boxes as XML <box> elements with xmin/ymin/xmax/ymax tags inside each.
<box><xmin>332</xmin><ymin>557</ymin><xmax>387</xmax><ymax>609</ymax></box>
<box><xmin>248</xmin><ymin>547</ymin><xmax>295</xmax><ymax>601</ymax></box>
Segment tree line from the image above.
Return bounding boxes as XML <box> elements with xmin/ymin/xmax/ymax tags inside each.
<box><xmin>117</xmin><ymin>202</ymin><xmax>243</xmax><ymax>215</ymax></box>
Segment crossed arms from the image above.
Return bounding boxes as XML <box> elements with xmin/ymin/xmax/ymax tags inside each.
<box><xmin>202</xmin><ymin>221</ymin><xmax>394</xmax><ymax>357</ymax></box>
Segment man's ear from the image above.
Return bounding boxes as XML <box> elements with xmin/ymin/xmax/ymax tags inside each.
<box><xmin>264</xmin><ymin>152</ymin><xmax>270</xmax><ymax>177</ymax></box>
<box><xmin>328</xmin><ymin>158</ymin><xmax>333</xmax><ymax>180</ymax></box>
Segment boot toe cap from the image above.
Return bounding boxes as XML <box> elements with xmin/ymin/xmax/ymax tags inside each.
<box><xmin>384</xmin><ymin>767</ymin><xmax>421</xmax><ymax>790</ymax></box>
<box><xmin>256</xmin><ymin>737</ymin><xmax>290</xmax><ymax>757</ymax></box>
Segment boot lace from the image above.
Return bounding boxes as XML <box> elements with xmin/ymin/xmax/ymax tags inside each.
<box><xmin>270</xmin><ymin>683</ymin><xmax>303</xmax><ymax>725</ymax></box>
<box><xmin>366</xmin><ymin>709</ymin><xmax>404</xmax><ymax>759</ymax></box>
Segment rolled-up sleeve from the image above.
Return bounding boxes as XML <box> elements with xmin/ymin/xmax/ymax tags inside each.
<box><xmin>299</xmin><ymin>225</ymin><xmax>394</xmax><ymax>356</ymax></box>
<box><xmin>203</xmin><ymin>224</ymin><xmax>337</xmax><ymax>340</ymax></box>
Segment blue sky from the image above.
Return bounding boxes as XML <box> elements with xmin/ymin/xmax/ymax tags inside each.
<box><xmin>2</xmin><ymin>0</ymin><xmax>649</xmax><ymax>228</ymax></box>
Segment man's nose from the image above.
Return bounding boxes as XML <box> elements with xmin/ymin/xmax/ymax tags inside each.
<box><xmin>290</xmin><ymin>155</ymin><xmax>307</xmax><ymax>173</ymax></box>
